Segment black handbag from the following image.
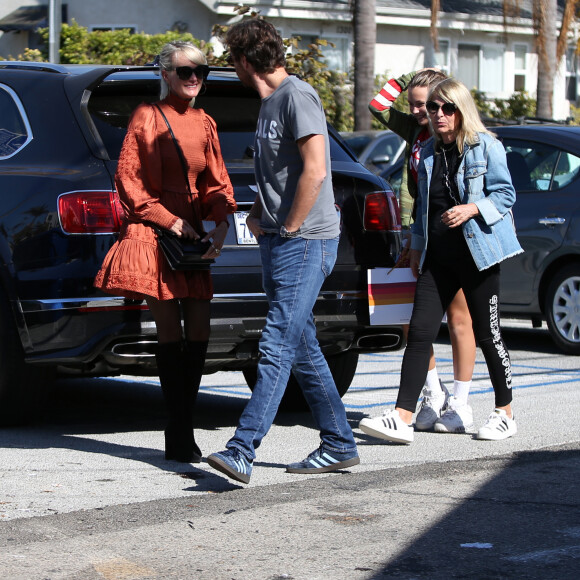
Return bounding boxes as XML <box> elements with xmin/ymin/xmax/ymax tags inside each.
<box><xmin>152</xmin><ymin>104</ymin><xmax>214</xmax><ymax>270</ymax></box>
<box><xmin>152</xmin><ymin>225</ymin><xmax>213</xmax><ymax>270</ymax></box>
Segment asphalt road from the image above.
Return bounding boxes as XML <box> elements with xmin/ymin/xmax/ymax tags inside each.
<box><xmin>1</xmin><ymin>320</ymin><xmax>579</xmax><ymax>579</ymax></box>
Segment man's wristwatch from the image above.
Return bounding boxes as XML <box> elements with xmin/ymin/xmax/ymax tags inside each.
<box><xmin>280</xmin><ymin>225</ymin><xmax>301</xmax><ymax>238</ymax></box>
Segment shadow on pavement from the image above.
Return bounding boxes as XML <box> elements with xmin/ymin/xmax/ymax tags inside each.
<box><xmin>0</xmin><ymin>373</ymin><xmax>316</xmax><ymax>483</ymax></box>
<box><xmin>370</xmin><ymin>446</ymin><xmax>580</xmax><ymax>579</ymax></box>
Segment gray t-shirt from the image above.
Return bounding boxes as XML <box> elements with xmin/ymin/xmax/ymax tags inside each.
<box><xmin>254</xmin><ymin>75</ymin><xmax>340</xmax><ymax>239</ymax></box>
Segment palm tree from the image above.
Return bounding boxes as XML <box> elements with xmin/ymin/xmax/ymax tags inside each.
<box><xmin>353</xmin><ymin>0</ymin><xmax>376</xmax><ymax>130</ymax></box>
<box><xmin>534</xmin><ymin>0</ymin><xmax>558</xmax><ymax>117</ymax></box>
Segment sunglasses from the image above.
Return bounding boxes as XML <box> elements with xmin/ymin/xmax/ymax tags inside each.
<box><xmin>171</xmin><ymin>65</ymin><xmax>210</xmax><ymax>81</ymax></box>
<box><xmin>426</xmin><ymin>101</ymin><xmax>457</xmax><ymax>116</ymax></box>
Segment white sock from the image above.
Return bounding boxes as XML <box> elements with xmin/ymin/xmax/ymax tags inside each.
<box><xmin>424</xmin><ymin>368</ymin><xmax>442</xmax><ymax>392</ymax></box>
<box><xmin>453</xmin><ymin>380</ymin><xmax>471</xmax><ymax>407</ymax></box>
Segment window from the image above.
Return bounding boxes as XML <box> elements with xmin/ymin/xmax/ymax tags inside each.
<box><xmin>292</xmin><ymin>35</ymin><xmax>349</xmax><ymax>72</ymax></box>
<box><xmin>457</xmin><ymin>43</ymin><xmax>506</xmax><ymax>94</ymax></box>
<box><xmin>364</xmin><ymin>134</ymin><xmax>405</xmax><ymax>170</ymax></box>
<box><xmin>0</xmin><ymin>85</ymin><xmax>32</xmax><ymax>159</ymax></box>
<box><xmin>458</xmin><ymin>44</ymin><xmax>480</xmax><ymax>91</ymax></box>
<box><xmin>566</xmin><ymin>47</ymin><xmax>578</xmax><ymax>102</ymax></box>
<box><xmin>434</xmin><ymin>40</ymin><xmax>450</xmax><ymax>74</ymax></box>
<box><xmin>554</xmin><ymin>150</ymin><xmax>580</xmax><ymax>188</ymax></box>
<box><xmin>90</xmin><ymin>25</ymin><xmax>136</xmax><ymax>33</ymax></box>
<box><xmin>514</xmin><ymin>44</ymin><xmax>527</xmax><ymax>91</ymax></box>
<box><xmin>384</xmin><ymin>165</ymin><xmax>403</xmax><ymax>200</ymax></box>
<box><xmin>503</xmin><ymin>139</ymin><xmax>580</xmax><ymax>192</ymax></box>
<box><xmin>481</xmin><ymin>45</ymin><xmax>504</xmax><ymax>93</ymax></box>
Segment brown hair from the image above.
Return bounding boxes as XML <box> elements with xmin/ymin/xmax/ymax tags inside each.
<box><xmin>225</xmin><ymin>19</ymin><xmax>286</xmax><ymax>74</ymax></box>
<box><xmin>408</xmin><ymin>69</ymin><xmax>447</xmax><ymax>91</ymax></box>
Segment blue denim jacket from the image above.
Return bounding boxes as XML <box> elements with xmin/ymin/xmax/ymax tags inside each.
<box><xmin>410</xmin><ymin>132</ymin><xmax>523</xmax><ymax>271</ymax></box>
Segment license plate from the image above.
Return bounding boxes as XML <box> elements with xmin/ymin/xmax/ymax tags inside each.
<box><xmin>234</xmin><ymin>211</ymin><xmax>258</xmax><ymax>245</ymax></box>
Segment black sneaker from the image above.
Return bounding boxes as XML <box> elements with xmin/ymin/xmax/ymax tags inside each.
<box><xmin>286</xmin><ymin>445</ymin><xmax>360</xmax><ymax>474</ymax></box>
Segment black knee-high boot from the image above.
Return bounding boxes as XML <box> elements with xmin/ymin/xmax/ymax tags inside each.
<box><xmin>184</xmin><ymin>339</ymin><xmax>208</xmax><ymax>448</ymax></box>
<box><xmin>156</xmin><ymin>341</ymin><xmax>201</xmax><ymax>463</ymax></box>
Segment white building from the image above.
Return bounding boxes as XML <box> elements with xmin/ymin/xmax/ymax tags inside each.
<box><xmin>0</xmin><ymin>0</ymin><xmax>576</xmax><ymax>120</ymax></box>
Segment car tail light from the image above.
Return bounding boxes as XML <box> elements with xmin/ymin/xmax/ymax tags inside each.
<box><xmin>364</xmin><ymin>190</ymin><xmax>401</xmax><ymax>232</ymax></box>
<box><xmin>58</xmin><ymin>191</ymin><xmax>125</xmax><ymax>234</ymax></box>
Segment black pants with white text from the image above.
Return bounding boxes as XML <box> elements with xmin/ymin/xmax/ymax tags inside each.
<box><xmin>396</xmin><ymin>252</ymin><xmax>513</xmax><ymax>412</ymax></box>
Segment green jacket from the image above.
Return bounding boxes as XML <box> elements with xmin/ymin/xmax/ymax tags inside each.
<box><xmin>368</xmin><ymin>70</ymin><xmax>422</xmax><ymax>229</ymax></box>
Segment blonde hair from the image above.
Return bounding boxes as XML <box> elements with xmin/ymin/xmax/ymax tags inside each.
<box><xmin>158</xmin><ymin>41</ymin><xmax>207</xmax><ymax>103</ymax></box>
<box><xmin>428</xmin><ymin>78</ymin><xmax>493</xmax><ymax>154</ymax></box>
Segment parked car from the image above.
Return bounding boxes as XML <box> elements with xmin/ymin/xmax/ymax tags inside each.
<box><xmin>380</xmin><ymin>124</ymin><xmax>580</xmax><ymax>355</ymax></box>
<box><xmin>340</xmin><ymin>130</ymin><xmax>405</xmax><ymax>175</ymax></box>
<box><xmin>0</xmin><ymin>62</ymin><xmax>404</xmax><ymax>424</ymax></box>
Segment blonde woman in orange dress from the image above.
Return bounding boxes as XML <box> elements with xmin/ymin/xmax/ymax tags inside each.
<box><xmin>95</xmin><ymin>41</ymin><xmax>236</xmax><ymax>463</ymax></box>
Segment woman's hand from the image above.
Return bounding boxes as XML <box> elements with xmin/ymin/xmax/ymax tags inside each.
<box><xmin>441</xmin><ymin>203</ymin><xmax>479</xmax><ymax>228</ymax></box>
<box><xmin>409</xmin><ymin>249</ymin><xmax>422</xmax><ymax>279</ymax></box>
<box><xmin>170</xmin><ymin>218</ymin><xmax>197</xmax><ymax>239</ymax></box>
<box><xmin>202</xmin><ymin>221</ymin><xmax>229</xmax><ymax>259</ymax></box>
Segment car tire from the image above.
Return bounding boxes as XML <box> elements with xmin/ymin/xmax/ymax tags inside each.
<box><xmin>544</xmin><ymin>264</ymin><xmax>580</xmax><ymax>355</ymax></box>
<box><xmin>243</xmin><ymin>351</ymin><xmax>359</xmax><ymax>411</ymax></box>
<box><xmin>0</xmin><ymin>294</ymin><xmax>52</xmax><ymax>425</ymax></box>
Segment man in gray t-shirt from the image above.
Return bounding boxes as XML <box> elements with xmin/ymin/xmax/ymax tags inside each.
<box><xmin>207</xmin><ymin>19</ymin><xmax>359</xmax><ymax>485</ymax></box>
<box><xmin>255</xmin><ymin>75</ymin><xmax>340</xmax><ymax>239</ymax></box>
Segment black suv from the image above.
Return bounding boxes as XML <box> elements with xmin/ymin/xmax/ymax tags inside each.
<box><xmin>0</xmin><ymin>62</ymin><xmax>404</xmax><ymax>424</ymax></box>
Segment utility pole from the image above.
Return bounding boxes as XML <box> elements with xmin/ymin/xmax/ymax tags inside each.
<box><xmin>48</xmin><ymin>0</ymin><xmax>62</xmax><ymax>63</ymax></box>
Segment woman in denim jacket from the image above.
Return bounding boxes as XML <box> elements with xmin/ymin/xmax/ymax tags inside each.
<box><xmin>365</xmin><ymin>68</ymin><xmax>477</xmax><ymax>435</ymax></box>
<box><xmin>362</xmin><ymin>78</ymin><xmax>522</xmax><ymax>443</ymax></box>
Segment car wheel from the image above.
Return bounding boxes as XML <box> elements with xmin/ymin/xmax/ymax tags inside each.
<box><xmin>545</xmin><ymin>264</ymin><xmax>580</xmax><ymax>355</ymax></box>
<box><xmin>0</xmin><ymin>294</ymin><xmax>52</xmax><ymax>425</ymax></box>
<box><xmin>243</xmin><ymin>351</ymin><xmax>359</xmax><ymax>411</ymax></box>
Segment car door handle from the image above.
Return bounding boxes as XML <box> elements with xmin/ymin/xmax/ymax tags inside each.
<box><xmin>538</xmin><ymin>217</ymin><xmax>566</xmax><ymax>226</ymax></box>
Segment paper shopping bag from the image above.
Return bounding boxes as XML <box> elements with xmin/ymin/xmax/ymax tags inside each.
<box><xmin>368</xmin><ymin>267</ymin><xmax>416</xmax><ymax>325</ymax></box>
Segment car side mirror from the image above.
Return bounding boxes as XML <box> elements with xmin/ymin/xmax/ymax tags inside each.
<box><xmin>371</xmin><ymin>155</ymin><xmax>391</xmax><ymax>165</ymax></box>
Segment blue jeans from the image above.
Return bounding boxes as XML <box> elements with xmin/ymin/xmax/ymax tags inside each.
<box><xmin>227</xmin><ymin>234</ymin><xmax>357</xmax><ymax>461</ymax></box>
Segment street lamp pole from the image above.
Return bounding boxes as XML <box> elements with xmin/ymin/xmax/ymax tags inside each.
<box><xmin>48</xmin><ymin>0</ymin><xmax>62</xmax><ymax>63</ymax></box>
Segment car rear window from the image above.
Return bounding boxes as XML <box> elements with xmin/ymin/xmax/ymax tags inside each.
<box><xmin>0</xmin><ymin>84</ymin><xmax>32</xmax><ymax>159</ymax></box>
<box><xmin>87</xmin><ymin>77</ymin><xmax>260</xmax><ymax>164</ymax></box>
<box><xmin>87</xmin><ymin>74</ymin><xmax>353</xmax><ymax>165</ymax></box>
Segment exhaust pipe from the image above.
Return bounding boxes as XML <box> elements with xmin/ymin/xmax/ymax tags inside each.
<box><xmin>355</xmin><ymin>332</ymin><xmax>402</xmax><ymax>351</ymax></box>
<box><xmin>103</xmin><ymin>341</ymin><xmax>157</xmax><ymax>366</ymax></box>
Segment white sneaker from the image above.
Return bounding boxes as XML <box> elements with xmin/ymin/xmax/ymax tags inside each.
<box><xmin>477</xmin><ymin>409</ymin><xmax>517</xmax><ymax>441</ymax></box>
<box><xmin>359</xmin><ymin>409</ymin><xmax>414</xmax><ymax>444</ymax></box>
<box><xmin>434</xmin><ymin>399</ymin><xmax>474</xmax><ymax>433</ymax></box>
<box><xmin>415</xmin><ymin>380</ymin><xmax>450</xmax><ymax>431</ymax></box>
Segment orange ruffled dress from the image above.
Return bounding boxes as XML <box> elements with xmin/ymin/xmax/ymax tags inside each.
<box><xmin>94</xmin><ymin>93</ymin><xmax>237</xmax><ymax>300</ymax></box>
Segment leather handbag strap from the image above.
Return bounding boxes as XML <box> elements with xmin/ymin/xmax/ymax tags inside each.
<box><xmin>154</xmin><ymin>103</ymin><xmax>203</xmax><ymax>231</ymax></box>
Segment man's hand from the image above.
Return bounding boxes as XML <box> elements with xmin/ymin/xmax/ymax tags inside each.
<box><xmin>246</xmin><ymin>215</ymin><xmax>264</xmax><ymax>239</ymax></box>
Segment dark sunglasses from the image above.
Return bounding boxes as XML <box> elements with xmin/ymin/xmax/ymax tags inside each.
<box><xmin>172</xmin><ymin>65</ymin><xmax>210</xmax><ymax>80</ymax></box>
<box><xmin>426</xmin><ymin>101</ymin><xmax>457</xmax><ymax>116</ymax></box>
